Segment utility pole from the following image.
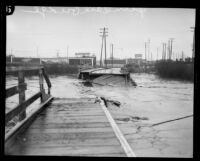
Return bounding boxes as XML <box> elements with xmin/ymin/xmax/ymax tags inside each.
<box><xmin>191</xmin><ymin>27</ymin><xmax>195</xmax><ymax>61</ymax></box>
<box><xmin>169</xmin><ymin>38</ymin><xmax>175</xmax><ymax>60</ymax></box>
<box><xmin>67</xmin><ymin>46</ymin><xmax>69</xmax><ymax>64</ymax></box>
<box><xmin>162</xmin><ymin>43</ymin><xmax>164</xmax><ymax>60</ymax></box>
<box><xmin>111</xmin><ymin>43</ymin><xmax>114</xmax><ymax>68</ymax></box>
<box><xmin>10</xmin><ymin>48</ymin><xmax>13</xmax><ymax>57</ymax></box>
<box><xmin>145</xmin><ymin>42</ymin><xmax>147</xmax><ymax>72</ymax></box>
<box><xmin>104</xmin><ymin>30</ymin><xmax>107</xmax><ymax>68</ymax></box>
<box><xmin>168</xmin><ymin>40</ymin><xmax>170</xmax><ymax>60</ymax></box>
<box><xmin>148</xmin><ymin>39</ymin><xmax>150</xmax><ymax>62</ymax></box>
<box><xmin>10</xmin><ymin>48</ymin><xmax>13</xmax><ymax>63</ymax></box>
<box><xmin>100</xmin><ymin>34</ymin><xmax>103</xmax><ymax>67</ymax></box>
<box><xmin>57</xmin><ymin>50</ymin><xmax>59</xmax><ymax>58</ymax></box>
<box><xmin>182</xmin><ymin>51</ymin><xmax>184</xmax><ymax>61</ymax></box>
<box><xmin>67</xmin><ymin>46</ymin><xmax>69</xmax><ymax>58</ymax></box>
<box><xmin>110</xmin><ymin>44</ymin><xmax>112</xmax><ymax>59</ymax></box>
<box><xmin>100</xmin><ymin>27</ymin><xmax>108</xmax><ymax>68</ymax></box>
<box><xmin>162</xmin><ymin>43</ymin><xmax>167</xmax><ymax>61</ymax></box>
<box><xmin>157</xmin><ymin>48</ymin><xmax>158</xmax><ymax>61</ymax></box>
<box><xmin>36</xmin><ymin>46</ymin><xmax>39</xmax><ymax>57</ymax></box>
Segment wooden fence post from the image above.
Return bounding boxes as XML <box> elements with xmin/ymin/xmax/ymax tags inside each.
<box><xmin>39</xmin><ymin>69</ymin><xmax>45</xmax><ymax>102</ymax></box>
<box><xmin>18</xmin><ymin>71</ymin><xmax>26</xmax><ymax>121</ymax></box>
<box><xmin>42</xmin><ymin>68</ymin><xmax>51</xmax><ymax>95</ymax></box>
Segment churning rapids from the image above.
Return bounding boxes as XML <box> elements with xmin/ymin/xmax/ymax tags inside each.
<box><xmin>5</xmin><ymin>73</ymin><xmax>193</xmax><ymax>157</ymax></box>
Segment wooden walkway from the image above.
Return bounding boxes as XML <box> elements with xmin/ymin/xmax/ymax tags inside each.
<box><xmin>5</xmin><ymin>98</ymin><xmax>128</xmax><ymax>156</ymax></box>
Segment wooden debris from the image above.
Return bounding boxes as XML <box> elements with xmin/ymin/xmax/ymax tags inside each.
<box><xmin>100</xmin><ymin>97</ymin><xmax>121</xmax><ymax>107</ymax></box>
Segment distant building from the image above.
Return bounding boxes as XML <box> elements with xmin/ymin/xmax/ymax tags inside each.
<box><xmin>68</xmin><ymin>53</ymin><xmax>96</xmax><ymax>67</ymax></box>
<box><xmin>127</xmin><ymin>58</ymin><xmax>145</xmax><ymax>66</ymax></box>
<box><xmin>75</xmin><ymin>53</ymin><xmax>91</xmax><ymax>57</ymax></box>
<box><xmin>135</xmin><ymin>54</ymin><xmax>143</xmax><ymax>59</ymax></box>
<box><xmin>6</xmin><ymin>55</ymin><xmax>41</xmax><ymax>64</ymax></box>
<box><xmin>41</xmin><ymin>57</ymin><xmax>68</xmax><ymax>64</ymax></box>
<box><xmin>104</xmin><ymin>59</ymin><xmax>126</xmax><ymax>67</ymax></box>
<box><xmin>68</xmin><ymin>57</ymin><xmax>96</xmax><ymax>66</ymax></box>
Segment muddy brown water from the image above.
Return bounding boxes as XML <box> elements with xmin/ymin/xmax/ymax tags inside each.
<box><xmin>5</xmin><ymin>73</ymin><xmax>193</xmax><ymax>157</ymax></box>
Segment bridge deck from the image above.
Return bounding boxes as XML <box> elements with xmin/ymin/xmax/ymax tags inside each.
<box><xmin>80</xmin><ymin>68</ymin><xmax>128</xmax><ymax>75</ymax></box>
<box><xmin>6</xmin><ymin>98</ymin><xmax>127</xmax><ymax>156</ymax></box>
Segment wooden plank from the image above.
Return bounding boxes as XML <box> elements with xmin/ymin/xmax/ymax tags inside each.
<box><xmin>18</xmin><ymin>131</ymin><xmax>116</xmax><ymax>141</ymax></box>
<box><xmin>11</xmin><ymin>136</ymin><xmax>120</xmax><ymax>147</ymax></box>
<box><xmin>36</xmin><ymin>115</ymin><xmax>107</xmax><ymax>120</ymax></box>
<box><xmin>32</xmin><ymin>118</ymin><xmax>110</xmax><ymax>124</ymax></box>
<box><xmin>44</xmin><ymin>109</ymin><xmax>103</xmax><ymax>113</ymax></box>
<box><xmin>6</xmin><ymin>83</ymin><xmax>27</xmax><ymax>98</ymax></box>
<box><xmin>48</xmin><ymin>107</ymin><xmax>102</xmax><ymax>110</ymax></box>
<box><xmin>7</xmin><ymin>145</ymin><xmax>125</xmax><ymax>156</ymax></box>
<box><xmin>29</xmin><ymin>122</ymin><xmax>112</xmax><ymax>129</ymax></box>
<box><xmin>5</xmin><ymin>98</ymin><xmax>126</xmax><ymax>156</ymax></box>
<box><xmin>5</xmin><ymin>92</ymin><xmax>41</xmax><ymax>124</ymax></box>
<box><xmin>20</xmin><ymin>127</ymin><xmax>114</xmax><ymax>134</ymax></box>
<box><xmin>5</xmin><ymin>96</ymin><xmax>53</xmax><ymax>150</ymax></box>
<box><xmin>37</xmin><ymin>112</ymin><xmax>105</xmax><ymax>116</ymax></box>
<box><xmin>99</xmin><ymin>98</ymin><xmax>136</xmax><ymax>157</ymax></box>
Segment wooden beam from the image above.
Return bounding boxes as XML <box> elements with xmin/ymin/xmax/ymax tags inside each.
<box><xmin>42</xmin><ymin>68</ymin><xmax>51</xmax><ymax>94</ymax></box>
<box><xmin>18</xmin><ymin>71</ymin><xmax>26</xmax><ymax>121</ymax></box>
<box><xmin>99</xmin><ymin>97</ymin><xmax>136</xmax><ymax>157</ymax></box>
<box><xmin>39</xmin><ymin>69</ymin><xmax>45</xmax><ymax>102</ymax></box>
<box><xmin>5</xmin><ymin>92</ymin><xmax>41</xmax><ymax>124</ymax></box>
<box><xmin>6</xmin><ymin>83</ymin><xmax>27</xmax><ymax>98</ymax></box>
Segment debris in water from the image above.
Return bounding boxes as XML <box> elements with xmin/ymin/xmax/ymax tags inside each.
<box><xmin>130</xmin><ymin>116</ymin><xmax>149</xmax><ymax>120</ymax></box>
<box><xmin>100</xmin><ymin>97</ymin><xmax>121</xmax><ymax>107</ymax></box>
<box><xmin>115</xmin><ymin>116</ymin><xmax>149</xmax><ymax>122</ymax></box>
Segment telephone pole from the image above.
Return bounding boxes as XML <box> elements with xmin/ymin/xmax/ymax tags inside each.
<box><xmin>182</xmin><ymin>51</ymin><xmax>184</xmax><ymax>61</ymax></box>
<box><xmin>111</xmin><ymin>43</ymin><xmax>114</xmax><ymax>68</ymax></box>
<box><xmin>162</xmin><ymin>43</ymin><xmax>167</xmax><ymax>60</ymax></box>
<box><xmin>36</xmin><ymin>46</ymin><xmax>39</xmax><ymax>57</ymax></box>
<box><xmin>169</xmin><ymin>38</ymin><xmax>175</xmax><ymax>60</ymax></box>
<box><xmin>148</xmin><ymin>39</ymin><xmax>150</xmax><ymax>62</ymax></box>
<box><xmin>67</xmin><ymin>46</ymin><xmax>69</xmax><ymax>58</ymax></box>
<box><xmin>100</xmin><ymin>27</ymin><xmax>108</xmax><ymax>68</ymax></box>
<box><xmin>168</xmin><ymin>40</ymin><xmax>170</xmax><ymax>60</ymax></box>
<box><xmin>157</xmin><ymin>48</ymin><xmax>158</xmax><ymax>61</ymax></box>
<box><xmin>191</xmin><ymin>27</ymin><xmax>195</xmax><ymax>61</ymax></box>
<box><xmin>145</xmin><ymin>42</ymin><xmax>147</xmax><ymax>72</ymax></box>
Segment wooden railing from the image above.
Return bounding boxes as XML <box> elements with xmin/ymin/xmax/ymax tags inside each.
<box><xmin>5</xmin><ymin>66</ymin><xmax>53</xmax><ymax>143</ymax></box>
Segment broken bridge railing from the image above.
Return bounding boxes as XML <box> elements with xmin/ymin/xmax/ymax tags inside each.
<box><xmin>5</xmin><ymin>65</ymin><xmax>53</xmax><ymax>145</ymax></box>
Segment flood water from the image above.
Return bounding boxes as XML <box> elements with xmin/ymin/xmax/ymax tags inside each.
<box><xmin>5</xmin><ymin>73</ymin><xmax>193</xmax><ymax>157</ymax></box>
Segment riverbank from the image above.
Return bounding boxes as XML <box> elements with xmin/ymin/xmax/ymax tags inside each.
<box><xmin>6</xmin><ymin>63</ymin><xmax>80</xmax><ymax>76</ymax></box>
<box><xmin>125</xmin><ymin>61</ymin><xmax>194</xmax><ymax>82</ymax></box>
<box><xmin>154</xmin><ymin>61</ymin><xmax>193</xmax><ymax>82</ymax></box>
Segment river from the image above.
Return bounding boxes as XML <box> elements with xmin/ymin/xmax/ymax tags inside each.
<box><xmin>5</xmin><ymin>73</ymin><xmax>193</xmax><ymax>157</ymax></box>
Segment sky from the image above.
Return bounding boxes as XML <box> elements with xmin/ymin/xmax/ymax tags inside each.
<box><xmin>6</xmin><ymin>7</ymin><xmax>195</xmax><ymax>60</ymax></box>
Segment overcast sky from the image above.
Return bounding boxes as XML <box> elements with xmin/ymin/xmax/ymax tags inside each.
<box><xmin>7</xmin><ymin>7</ymin><xmax>195</xmax><ymax>60</ymax></box>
